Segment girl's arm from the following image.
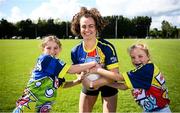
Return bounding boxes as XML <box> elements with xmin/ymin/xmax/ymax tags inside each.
<box><xmin>90</xmin><ymin>67</ymin><xmax>124</xmax><ymax>81</ymax></box>
<box><xmin>63</xmin><ymin>72</ymin><xmax>86</xmax><ymax>88</ymax></box>
<box><xmin>63</xmin><ymin>79</ymin><xmax>81</xmax><ymax>88</ymax></box>
<box><xmin>68</xmin><ymin>62</ymin><xmax>96</xmax><ymax>74</ymax></box>
<box><xmin>91</xmin><ymin>77</ymin><xmax>113</xmax><ymax>89</ymax></box>
<box><xmin>107</xmin><ymin>82</ymin><xmax>128</xmax><ymax>90</ymax></box>
<box><xmin>82</xmin><ymin>76</ymin><xmax>128</xmax><ymax>90</ymax></box>
<box><xmin>82</xmin><ymin>67</ymin><xmax>123</xmax><ymax>89</ymax></box>
<box><xmin>82</xmin><ymin>76</ymin><xmax>113</xmax><ymax>90</ymax></box>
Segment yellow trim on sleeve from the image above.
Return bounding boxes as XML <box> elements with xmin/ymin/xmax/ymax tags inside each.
<box><xmin>153</xmin><ymin>64</ymin><xmax>160</xmax><ymax>76</ymax></box>
<box><xmin>98</xmin><ymin>39</ymin><xmax>115</xmax><ymax>55</ymax></box>
<box><xmin>58</xmin><ymin>64</ymin><xmax>71</xmax><ymax>78</ymax></box>
<box><xmin>107</xmin><ymin>63</ymin><xmax>119</xmax><ymax>70</ymax></box>
<box><xmin>122</xmin><ymin>72</ymin><xmax>133</xmax><ymax>89</ymax></box>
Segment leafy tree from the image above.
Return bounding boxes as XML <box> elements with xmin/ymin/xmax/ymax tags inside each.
<box><xmin>16</xmin><ymin>19</ymin><xmax>35</xmax><ymax>39</ymax></box>
<box><xmin>172</xmin><ymin>26</ymin><xmax>179</xmax><ymax>38</ymax></box>
<box><xmin>100</xmin><ymin>16</ymin><xmax>115</xmax><ymax>38</ymax></box>
<box><xmin>161</xmin><ymin>20</ymin><xmax>172</xmax><ymax>38</ymax></box>
<box><xmin>0</xmin><ymin>18</ymin><xmax>17</xmax><ymax>39</ymax></box>
<box><xmin>149</xmin><ymin>28</ymin><xmax>159</xmax><ymax>38</ymax></box>
<box><xmin>161</xmin><ymin>20</ymin><xmax>178</xmax><ymax>38</ymax></box>
<box><xmin>132</xmin><ymin>16</ymin><xmax>151</xmax><ymax>38</ymax></box>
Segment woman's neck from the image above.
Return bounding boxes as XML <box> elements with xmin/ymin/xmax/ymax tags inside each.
<box><xmin>83</xmin><ymin>38</ymin><xmax>97</xmax><ymax>51</ymax></box>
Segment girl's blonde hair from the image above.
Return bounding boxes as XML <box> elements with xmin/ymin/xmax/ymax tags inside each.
<box><xmin>128</xmin><ymin>43</ymin><xmax>150</xmax><ymax>58</ymax></box>
<box><xmin>41</xmin><ymin>35</ymin><xmax>61</xmax><ymax>49</ymax></box>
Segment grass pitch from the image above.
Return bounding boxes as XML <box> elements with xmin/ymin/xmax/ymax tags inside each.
<box><xmin>0</xmin><ymin>39</ymin><xmax>180</xmax><ymax>112</ymax></box>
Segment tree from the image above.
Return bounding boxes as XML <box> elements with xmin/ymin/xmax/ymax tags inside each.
<box><xmin>16</xmin><ymin>19</ymin><xmax>35</xmax><ymax>39</ymax></box>
<box><xmin>149</xmin><ymin>28</ymin><xmax>159</xmax><ymax>38</ymax></box>
<box><xmin>161</xmin><ymin>20</ymin><xmax>172</xmax><ymax>38</ymax></box>
<box><xmin>100</xmin><ymin>16</ymin><xmax>115</xmax><ymax>38</ymax></box>
<box><xmin>132</xmin><ymin>16</ymin><xmax>151</xmax><ymax>38</ymax></box>
<box><xmin>0</xmin><ymin>18</ymin><xmax>17</xmax><ymax>39</ymax></box>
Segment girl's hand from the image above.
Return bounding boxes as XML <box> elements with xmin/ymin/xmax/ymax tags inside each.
<box><xmin>76</xmin><ymin>71</ymin><xmax>87</xmax><ymax>82</ymax></box>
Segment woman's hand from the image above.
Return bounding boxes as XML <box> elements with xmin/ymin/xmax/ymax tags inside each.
<box><xmin>89</xmin><ymin>63</ymin><xmax>102</xmax><ymax>74</ymax></box>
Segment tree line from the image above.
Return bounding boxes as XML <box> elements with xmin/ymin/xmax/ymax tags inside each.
<box><xmin>0</xmin><ymin>16</ymin><xmax>179</xmax><ymax>39</ymax></box>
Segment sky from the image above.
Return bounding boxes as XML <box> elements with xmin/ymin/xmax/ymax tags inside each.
<box><xmin>0</xmin><ymin>0</ymin><xmax>180</xmax><ymax>30</ymax></box>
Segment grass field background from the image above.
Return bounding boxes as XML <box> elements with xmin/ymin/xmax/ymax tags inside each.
<box><xmin>0</xmin><ymin>39</ymin><xmax>180</xmax><ymax>112</ymax></box>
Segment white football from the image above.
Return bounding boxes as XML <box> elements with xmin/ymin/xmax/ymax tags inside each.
<box><xmin>86</xmin><ymin>73</ymin><xmax>100</xmax><ymax>81</ymax></box>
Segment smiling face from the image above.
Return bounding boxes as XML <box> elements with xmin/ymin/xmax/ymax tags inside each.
<box><xmin>129</xmin><ymin>47</ymin><xmax>150</xmax><ymax>67</ymax></box>
<box><xmin>43</xmin><ymin>41</ymin><xmax>61</xmax><ymax>57</ymax></box>
<box><xmin>80</xmin><ymin>16</ymin><xmax>97</xmax><ymax>40</ymax></box>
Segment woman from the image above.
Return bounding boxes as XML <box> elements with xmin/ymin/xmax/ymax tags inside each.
<box><xmin>71</xmin><ymin>7</ymin><xmax>120</xmax><ymax>113</ymax></box>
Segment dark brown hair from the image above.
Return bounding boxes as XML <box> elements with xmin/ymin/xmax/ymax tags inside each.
<box><xmin>71</xmin><ymin>7</ymin><xmax>108</xmax><ymax>36</ymax></box>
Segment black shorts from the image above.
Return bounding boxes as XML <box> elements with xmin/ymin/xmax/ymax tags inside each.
<box><xmin>82</xmin><ymin>85</ymin><xmax>118</xmax><ymax>97</ymax></box>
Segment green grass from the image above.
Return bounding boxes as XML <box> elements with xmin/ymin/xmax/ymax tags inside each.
<box><xmin>0</xmin><ymin>39</ymin><xmax>180</xmax><ymax>112</ymax></box>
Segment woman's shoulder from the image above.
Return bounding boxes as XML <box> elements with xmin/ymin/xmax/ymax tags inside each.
<box><xmin>98</xmin><ymin>38</ymin><xmax>115</xmax><ymax>47</ymax></box>
<box><xmin>97</xmin><ymin>38</ymin><xmax>116</xmax><ymax>52</ymax></box>
<box><xmin>98</xmin><ymin>38</ymin><xmax>111</xmax><ymax>43</ymax></box>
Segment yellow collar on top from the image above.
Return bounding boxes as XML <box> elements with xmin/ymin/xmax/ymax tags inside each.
<box><xmin>83</xmin><ymin>38</ymin><xmax>98</xmax><ymax>53</ymax></box>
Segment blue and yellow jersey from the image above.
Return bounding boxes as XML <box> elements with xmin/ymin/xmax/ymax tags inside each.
<box><xmin>71</xmin><ymin>38</ymin><xmax>119</xmax><ymax>70</ymax></box>
<box><xmin>30</xmin><ymin>54</ymin><xmax>70</xmax><ymax>82</ymax></box>
<box><xmin>122</xmin><ymin>62</ymin><xmax>170</xmax><ymax>112</ymax></box>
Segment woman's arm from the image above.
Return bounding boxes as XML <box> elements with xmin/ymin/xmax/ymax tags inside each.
<box><xmin>68</xmin><ymin>62</ymin><xmax>97</xmax><ymax>74</ymax></box>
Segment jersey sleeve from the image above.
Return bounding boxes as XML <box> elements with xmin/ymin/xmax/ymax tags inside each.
<box><xmin>57</xmin><ymin>60</ymin><xmax>70</xmax><ymax>78</ymax></box>
<box><xmin>39</xmin><ymin>55</ymin><xmax>70</xmax><ymax>78</ymax></box>
<box><xmin>71</xmin><ymin>46</ymin><xmax>78</xmax><ymax>64</ymax></box>
<box><xmin>122</xmin><ymin>63</ymin><xmax>154</xmax><ymax>89</ymax></box>
<box><xmin>103</xmin><ymin>42</ymin><xmax>119</xmax><ymax>70</ymax></box>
